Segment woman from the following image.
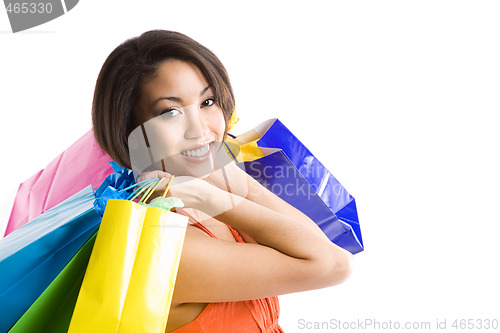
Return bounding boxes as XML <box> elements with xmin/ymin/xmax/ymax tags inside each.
<box><xmin>92</xmin><ymin>30</ymin><xmax>353</xmax><ymax>332</ymax></box>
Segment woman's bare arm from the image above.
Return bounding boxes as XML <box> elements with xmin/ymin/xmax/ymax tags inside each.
<box><xmin>172</xmin><ymin>178</ymin><xmax>353</xmax><ymax>303</ymax></box>
<box><xmin>138</xmin><ymin>168</ymin><xmax>353</xmax><ymax>304</ymax></box>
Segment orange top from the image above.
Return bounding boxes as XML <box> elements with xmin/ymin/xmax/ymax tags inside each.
<box><xmin>170</xmin><ymin>219</ymin><xmax>284</xmax><ymax>333</ymax></box>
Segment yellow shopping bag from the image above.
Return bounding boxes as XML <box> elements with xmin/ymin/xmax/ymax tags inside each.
<box><xmin>68</xmin><ymin>178</ymin><xmax>188</xmax><ymax>332</ymax></box>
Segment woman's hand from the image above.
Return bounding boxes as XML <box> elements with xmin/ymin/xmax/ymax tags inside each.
<box><xmin>136</xmin><ymin>169</ymin><xmax>243</xmax><ymax>217</ymax></box>
<box><xmin>137</xmin><ymin>171</ymin><xmax>208</xmax><ymax>209</ymax></box>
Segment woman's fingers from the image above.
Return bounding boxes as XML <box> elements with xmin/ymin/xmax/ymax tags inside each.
<box><xmin>135</xmin><ymin>170</ymin><xmax>174</xmax><ymax>201</ymax></box>
<box><xmin>137</xmin><ymin>170</ymin><xmax>172</xmax><ymax>183</ymax></box>
<box><xmin>134</xmin><ymin>168</ymin><xmax>243</xmax><ymax>215</ymax></box>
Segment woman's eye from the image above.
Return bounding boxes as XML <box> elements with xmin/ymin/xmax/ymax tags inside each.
<box><xmin>202</xmin><ymin>98</ymin><xmax>215</xmax><ymax>108</ymax></box>
<box><xmin>160</xmin><ymin>108</ymin><xmax>181</xmax><ymax>118</ymax></box>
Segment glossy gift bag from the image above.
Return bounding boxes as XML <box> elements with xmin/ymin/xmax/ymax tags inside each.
<box><xmin>227</xmin><ymin>118</ymin><xmax>364</xmax><ymax>254</ymax></box>
<box><xmin>8</xmin><ymin>232</ymin><xmax>97</xmax><ymax>333</ymax></box>
<box><xmin>5</xmin><ymin>130</ymin><xmax>113</xmax><ymax>236</ymax></box>
<box><xmin>68</xmin><ymin>197</ymin><xmax>188</xmax><ymax>332</ymax></box>
<box><xmin>0</xmin><ymin>186</ymin><xmax>101</xmax><ymax>333</ymax></box>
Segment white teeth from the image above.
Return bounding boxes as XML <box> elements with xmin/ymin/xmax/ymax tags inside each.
<box><xmin>181</xmin><ymin>144</ymin><xmax>210</xmax><ymax>157</ymax></box>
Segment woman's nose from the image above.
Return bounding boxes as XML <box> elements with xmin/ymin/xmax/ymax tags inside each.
<box><xmin>184</xmin><ymin>107</ymin><xmax>208</xmax><ymax>139</ymax></box>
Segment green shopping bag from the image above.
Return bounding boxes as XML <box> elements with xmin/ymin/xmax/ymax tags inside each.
<box><xmin>8</xmin><ymin>232</ymin><xmax>97</xmax><ymax>333</ymax></box>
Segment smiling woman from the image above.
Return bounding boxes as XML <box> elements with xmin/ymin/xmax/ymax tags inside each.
<box><xmin>91</xmin><ymin>30</ymin><xmax>353</xmax><ymax>332</ymax></box>
<box><xmin>130</xmin><ymin>60</ymin><xmax>226</xmax><ymax>178</ymax></box>
<box><xmin>92</xmin><ymin>30</ymin><xmax>235</xmax><ymax>171</ymax></box>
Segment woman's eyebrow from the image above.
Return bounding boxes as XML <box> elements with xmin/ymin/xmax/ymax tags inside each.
<box><xmin>153</xmin><ymin>85</ymin><xmax>211</xmax><ymax>105</ymax></box>
<box><xmin>200</xmin><ymin>85</ymin><xmax>211</xmax><ymax>96</ymax></box>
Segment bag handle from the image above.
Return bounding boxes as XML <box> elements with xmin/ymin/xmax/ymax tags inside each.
<box><xmin>125</xmin><ymin>178</ymin><xmax>157</xmax><ymax>201</ymax></box>
<box><xmin>162</xmin><ymin>176</ymin><xmax>175</xmax><ymax>198</ymax></box>
<box><xmin>128</xmin><ymin>179</ymin><xmax>158</xmax><ymax>202</ymax></box>
<box><xmin>132</xmin><ymin>175</ymin><xmax>176</xmax><ymax>204</ymax></box>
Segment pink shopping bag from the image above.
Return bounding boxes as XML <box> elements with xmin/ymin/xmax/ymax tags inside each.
<box><xmin>5</xmin><ymin>130</ymin><xmax>113</xmax><ymax>236</ymax></box>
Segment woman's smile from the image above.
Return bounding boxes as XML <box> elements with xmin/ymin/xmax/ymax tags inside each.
<box><xmin>180</xmin><ymin>142</ymin><xmax>212</xmax><ymax>163</ymax></box>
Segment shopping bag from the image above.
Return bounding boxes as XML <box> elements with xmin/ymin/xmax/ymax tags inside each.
<box><xmin>0</xmin><ymin>186</ymin><xmax>101</xmax><ymax>333</ymax></box>
<box><xmin>5</xmin><ymin>130</ymin><xmax>113</xmax><ymax>236</ymax></box>
<box><xmin>68</xmin><ymin>184</ymin><xmax>188</xmax><ymax>332</ymax></box>
<box><xmin>227</xmin><ymin>118</ymin><xmax>363</xmax><ymax>254</ymax></box>
<box><xmin>8</xmin><ymin>231</ymin><xmax>97</xmax><ymax>333</ymax></box>
<box><xmin>0</xmin><ymin>163</ymin><xmax>137</xmax><ymax>333</ymax></box>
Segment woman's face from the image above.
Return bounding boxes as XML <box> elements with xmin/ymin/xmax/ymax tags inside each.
<box><xmin>130</xmin><ymin>59</ymin><xmax>226</xmax><ymax>178</ymax></box>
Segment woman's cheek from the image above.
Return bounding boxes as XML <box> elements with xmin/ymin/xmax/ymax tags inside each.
<box><xmin>212</xmin><ymin>111</ymin><xmax>226</xmax><ymax>140</ymax></box>
<box><xmin>145</xmin><ymin>126</ymin><xmax>181</xmax><ymax>159</ymax></box>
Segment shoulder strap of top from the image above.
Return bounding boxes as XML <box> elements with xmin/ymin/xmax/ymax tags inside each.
<box><xmin>227</xmin><ymin>226</ymin><xmax>245</xmax><ymax>243</ymax></box>
<box><xmin>192</xmin><ymin>222</ymin><xmax>217</xmax><ymax>238</ymax></box>
<box><xmin>177</xmin><ymin>209</ymin><xmax>218</xmax><ymax>238</ymax></box>
<box><xmin>179</xmin><ymin>209</ymin><xmax>245</xmax><ymax>242</ymax></box>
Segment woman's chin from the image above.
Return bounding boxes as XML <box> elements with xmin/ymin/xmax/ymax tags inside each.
<box><xmin>165</xmin><ymin>162</ymin><xmax>214</xmax><ymax>180</ymax></box>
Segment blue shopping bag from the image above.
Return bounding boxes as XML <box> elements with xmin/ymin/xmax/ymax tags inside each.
<box><xmin>0</xmin><ymin>186</ymin><xmax>100</xmax><ymax>333</ymax></box>
<box><xmin>8</xmin><ymin>231</ymin><xmax>97</xmax><ymax>333</ymax></box>
<box><xmin>0</xmin><ymin>162</ymin><xmax>137</xmax><ymax>333</ymax></box>
<box><xmin>231</xmin><ymin>119</ymin><xmax>363</xmax><ymax>254</ymax></box>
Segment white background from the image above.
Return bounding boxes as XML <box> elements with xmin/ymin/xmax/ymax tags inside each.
<box><xmin>1</xmin><ymin>1</ymin><xmax>499</xmax><ymax>332</ymax></box>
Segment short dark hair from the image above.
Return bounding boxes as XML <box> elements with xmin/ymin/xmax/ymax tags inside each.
<box><xmin>92</xmin><ymin>30</ymin><xmax>235</xmax><ymax>169</ymax></box>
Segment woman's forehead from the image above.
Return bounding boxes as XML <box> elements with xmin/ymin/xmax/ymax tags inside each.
<box><xmin>142</xmin><ymin>59</ymin><xmax>210</xmax><ymax>98</ymax></box>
